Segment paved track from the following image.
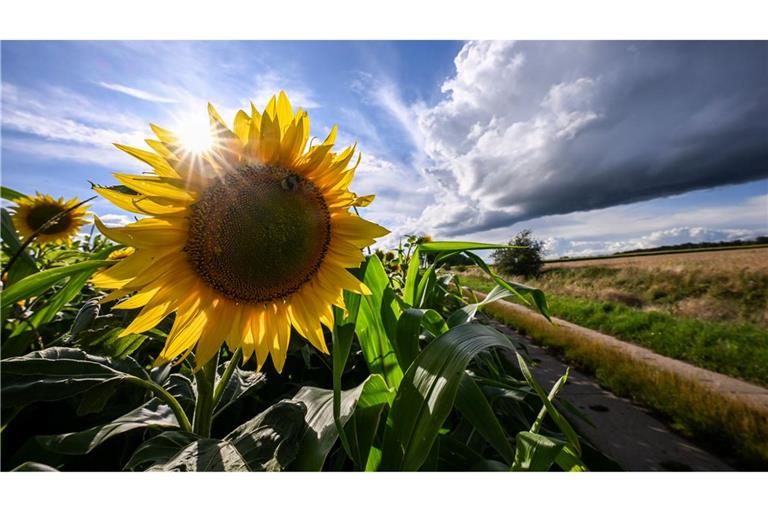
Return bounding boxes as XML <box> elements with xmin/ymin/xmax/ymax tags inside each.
<box><xmin>486</xmin><ymin>319</ymin><xmax>739</xmax><ymax>470</ymax></box>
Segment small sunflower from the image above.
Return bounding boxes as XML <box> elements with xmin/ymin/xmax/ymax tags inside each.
<box><xmin>11</xmin><ymin>194</ymin><xmax>90</xmax><ymax>245</ymax></box>
<box><xmin>92</xmin><ymin>92</ymin><xmax>388</xmax><ymax>371</ymax></box>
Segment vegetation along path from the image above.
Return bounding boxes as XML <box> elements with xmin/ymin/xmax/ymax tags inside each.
<box><xmin>473</xmin><ymin>290</ymin><xmax>768</xmax><ymax>469</ymax></box>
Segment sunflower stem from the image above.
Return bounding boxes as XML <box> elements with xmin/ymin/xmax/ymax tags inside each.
<box><xmin>192</xmin><ymin>352</ymin><xmax>219</xmax><ymax>437</ymax></box>
<box><xmin>212</xmin><ymin>348</ymin><xmax>242</xmax><ymax>411</ymax></box>
<box><xmin>126</xmin><ymin>376</ymin><xmax>192</xmax><ymax>433</ymax></box>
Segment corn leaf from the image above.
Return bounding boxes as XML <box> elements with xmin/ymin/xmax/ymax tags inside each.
<box><xmin>394</xmin><ymin>308</ymin><xmax>447</xmax><ymax>370</ymax></box>
<box><xmin>455</xmin><ymin>375</ymin><xmax>515</xmax><ymax>465</ymax></box>
<box><xmin>379</xmin><ymin>322</ymin><xmax>514</xmax><ymax>470</ymax></box>
<box><xmin>356</xmin><ymin>255</ymin><xmax>403</xmax><ymax>388</ymax></box>
<box><xmin>1</xmin><ymin>260</ymin><xmax>112</xmax><ymax>309</ymax></box>
<box><xmin>291</xmin><ymin>374</ymin><xmax>392</xmax><ymax>470</ymax></box>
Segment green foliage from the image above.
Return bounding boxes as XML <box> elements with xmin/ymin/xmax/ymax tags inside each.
<box><xmin>492</xmin><ymin>229</ymin><xmax>545</xmax><ymax>278</ymax></box>
<box><xmin>2</xmin><ymin>232</ymin><xmax>579</xmax><ymax>472</ymax></box>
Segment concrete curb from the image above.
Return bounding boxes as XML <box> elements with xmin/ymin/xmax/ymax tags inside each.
<box><xmin>471</xmin><ymin>289</ymin><xmax>768</xmax><ymax>414</ymax></box>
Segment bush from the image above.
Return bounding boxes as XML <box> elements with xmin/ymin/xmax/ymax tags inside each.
<box><xmin>492</xmin><ymin>229</ymin><xmax>545</xmax><ymax>277</ymax></box>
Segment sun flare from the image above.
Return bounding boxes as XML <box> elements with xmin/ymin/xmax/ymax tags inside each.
<box><xmin>171</xmin><ymin>112</ymin><xmax>214</xmax><ymax>154</ymax></box>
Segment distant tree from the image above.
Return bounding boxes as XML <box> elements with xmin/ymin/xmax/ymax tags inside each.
<box><xmin>492</xmin><ymin>229</ymin><xmax>545</xmax><ymax>277</ymax></box>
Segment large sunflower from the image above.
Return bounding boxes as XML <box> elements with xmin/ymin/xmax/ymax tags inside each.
<box><xmin>11</xmin><ymin>194</ymin><xmax>90</xmax><ymax>245</ymax></box>
<box><xmin>92</xmin><ymin>92</ymin><xmax>388</xmax><ymax>372</ymax></box>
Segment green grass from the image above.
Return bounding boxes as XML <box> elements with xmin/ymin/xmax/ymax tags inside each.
<box><xmin>462</xmin><ymin>274</ymin><xmax>768</xmax><ymax>386</ymax></box>
<box><xmin>477</xmin><ymin>300</ymin><xmax>768</xmax><ymax>467</ymax></box>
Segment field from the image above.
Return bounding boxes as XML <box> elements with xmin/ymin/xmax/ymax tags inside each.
<box><xmin>460</xmin><ymin>247</ymin><xmax>768</xmax><ymax>384</ymax></box>
<box><xmin>459</xmin><ymin>247</ymin><xmax>768</xmax><ymax>464</ymax></box>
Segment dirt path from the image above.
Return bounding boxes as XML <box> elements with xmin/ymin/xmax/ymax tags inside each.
<box><xmin>488</xmin><ymin>318</ymin><xmax>735</xmax><ymax>470</ymax></box>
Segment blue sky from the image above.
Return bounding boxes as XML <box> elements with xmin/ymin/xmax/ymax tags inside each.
<box><xmin>2</xmin><ymin>41</ymin><xmax>767</xmax><ymax>256</ymax></box>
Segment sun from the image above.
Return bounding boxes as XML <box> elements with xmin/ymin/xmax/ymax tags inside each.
<box><xmin>170</xmin><ymin>110</ymin><xmax>213</xmax><ymax>154</ymax></box>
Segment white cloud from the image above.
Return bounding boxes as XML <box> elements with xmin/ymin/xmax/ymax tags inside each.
<box><xmin>1</xmin><ymin>81</ymin><xmax>149</xmax><ymax>164</ymax></box>
<box><xmin>99</xmin><ymin>213</ymin><xmax>133</xmax><ymax>227</ymax></box>
<box><xmin>98</xmin><ymin>81</ymin><xmax>177</xmax><ymax>103</ymax></box>
<box><xmin>374</xmin><ymin>41</ymin><xmax>768</xmax><ymax>238</ymax></box>
<box><xmin>250</xmin><ymin>70</ymin><xmax>320</xmax><ymax>110</ymax></box>
<box><xmin>543</xmin><ymin>226</ymin><xmax>764</xmax><ymax>258</ymax></box>
<box><xmin>2</xmin><ymin>138</ymin><xmax>143</xmax><ymax>169</ymax></box>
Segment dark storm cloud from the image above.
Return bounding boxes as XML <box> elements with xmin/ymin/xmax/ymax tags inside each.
<box><xmin>416</xmin><ymin>41</ymin><xmax>768</xmax><ymax>236</ymax></box>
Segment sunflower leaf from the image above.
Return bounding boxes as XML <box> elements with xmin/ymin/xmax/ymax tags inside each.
<box><xmin>212</xmin><ymin>367</ymin><xmax>266</xmax><ymax>419</ymax></box>
<box><xmin>0</xmin><ymin>347</ymin><xmax>147</xmax><ymax>407</ymax></box>
<box><xmin>37</xmin><ymin>399</ymin><xmax>179</xmax><ymax>455</ymax></box>
<box><xmin>124</xmin><ymin>431</ymin><xmax>201</xmax><ymax>471</ymax></box>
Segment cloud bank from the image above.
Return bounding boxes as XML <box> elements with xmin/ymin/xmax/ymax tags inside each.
<box><xmin>401</xmin><ymin>41</ymin><xmax>768</xmax><ymax>236</ymax></box>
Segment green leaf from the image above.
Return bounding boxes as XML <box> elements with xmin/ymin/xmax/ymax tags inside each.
<box><xmin>555</xmin><ymin>444</ymin><xmax>588</xmax><ymax>472</ymax></box>
<box><xmin>403</xmin><ymin>246</ymin><xmax>421</xmax><ymax>306</ymax></box>
<box><xmin>11</xmin><ymin>462</ymin><xmax>59</xmax><ymax>472</ymax></box>
<box><xmin>394</xmin><ymin>308</ymin><xmax>447</xmax><ymax>370</ymax></box>
<box><xmin>124</xmin><ymin>431</ymin><xmax>200</xmax><ymax>470</ymax></box>
<box><xmin>464</xmin><ymin>251</ymin><xmax>551</xmax><ymax>320</ymax></box>
<box><xmin>212</xmin><ymin>367</ymin><xmax>266</xmax><ymax>419</ymax></box>
<box><xmin>530</xmin><ymin>368</ymin><xmax>569</xmax><ymax>434</ymax></box>
<box><xmin>1</xmin><ymin>208</ymin><xmax>38</xmax><ymax>284</ymax></box>
<box><xmin>331</xmin><ymin>291</ymin><xmax>362</xmax><ymax>462</ymax></box>
<box><xmin>147</xmin><ymin>400</ymin><xmax>307</xmax><ymax>471</ymax></box>
<box><xmin>147</xmin><ymin>438</ymin><xmax>248</xmax><ymax>471</ymax></box>
<box><xmin>447</xmin><ymin>284</ymin><xmax>514</xmax><ymax>327</ymax></box>
<box><xmin>344</xmin><ymin>400</ymin><xmax>387</xmax><ymax>471</ymax></box>
<box><xmin>1</xmin><ymin>260</ymin><xmax>112</xmax><ymax>309</ymax></box>
<box><xmin>516</xmin><ymin>353</ymin><xmax>580</xmax><ymax>455</ymax></box>
<box><xmin>291</xmin><ymin>375</ymin><xmax>392</xmax><ymax>470</ymax></box>
<box><xmin>1</xmin><ymin>186</ymin><xmax>27</xmax><ymax>202</ymax></box>
<box><xmin>1</xmin><ymin>347</ymin><xmax>147</xmax><ymax>407</ymax></box>
<box><xmin>414</xmin><ymin>261</ymin><xmax>438</xmax><ymax>307</ymax></box>
<box><xmin>37</xmin><ymin>399</ymin><xmax>179</xmax><ymax>455</ymax></box>
<box><xmin>224</xmin><ymin>400</ymin><xmax>307</xmax><ymax>471</ymax></box>
<box><xmin>10</xmin><ymin>268</ymin><xmax>96</xmax><ymax>337</ymax></box>
<box><xmin>512</xmin><ymin>431</ymin><xmax>564</xmax><ymax>471</ymax></box>
<box><xmin>72</xmin><ymin>326</ymin><xmax>149</xmax><ymax>359</ymax></box>
<box><xmin>455</xmin><ymin>375</ymin><xmax>515</xmax><ymax>465</ymax></box>
<box><xmin>356</xmin><ymin>256</ymin><xmax>403</xmax><ymax>388</ymax></box>
<box><xmin>379</xmin><ymin>322</ymin><xmax>514</xmax><ymax>471</ymax></box>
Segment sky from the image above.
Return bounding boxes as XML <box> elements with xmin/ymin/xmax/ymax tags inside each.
<box><xmin>2</xmin><ymin>40</ymin><xmax>767</xmax><ymax>257</ymax></box>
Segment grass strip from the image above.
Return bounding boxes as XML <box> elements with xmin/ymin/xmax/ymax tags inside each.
<box><xmin>462</xmin><ymin>275</ymin><xmax>768</xmax><ymax>385</ymax></box>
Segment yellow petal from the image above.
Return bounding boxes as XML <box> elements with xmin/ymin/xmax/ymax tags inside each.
<box><xmin>271</xmin><ymin>303</ymin><xmax>292</xmax><ymax>372</ymax></box>
<box><xmin>233</xmin><ymin>110</ymin><xmax>251</xmax><ymax>143</ymax></box>
<box><xmin>333</xmin><ymin>213</ymin><xmax>390</xmax><ymax>240</ymax></box>
<box><xmin>114</xmin><ymin>143</ymin><xmax>180</xmax><ymax>179</ymax></box>
<box><xmin>94</xmin><ymin>187</ymin><xmax>187</xmax><ymax>217</ymax></box>
<box><xmin>276</xmin><ymin>91</ymin><xmax>294</xmax><ymax>135</ymax></box>
<box><xmin>94</xmin><ymin>217</ymin><xmax>187</xmax><ymax>248</ymax></box>
<box><xmin>113</xmin><ymin>174</ymin><xmax>195</xmax><ymax>204</ymax></box>
<box><xmin>352</xmin><ymin>194</ymin><xmax>376</xmax><ymax>207</ymax></box>
<box><xmin>121</xmin><ymin>273</ymin><xmax>197</xmax><ymax>335</ymax></box>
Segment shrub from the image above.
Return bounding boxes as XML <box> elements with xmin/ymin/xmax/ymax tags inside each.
<box><xmin>492</xmin><ymin>229</ymin><xmax>545</xmax><ymax>277</ymax></box>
